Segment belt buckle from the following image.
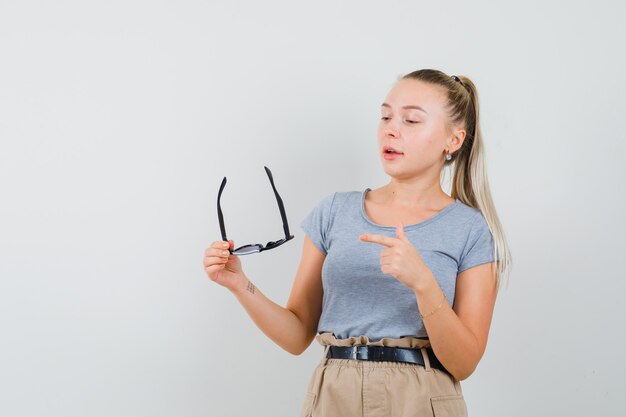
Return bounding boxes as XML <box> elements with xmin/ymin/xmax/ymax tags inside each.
<box><xmin>352</xmin><ymin>345</ymin><xmax>368</xmax><ymax>360</ymax></box>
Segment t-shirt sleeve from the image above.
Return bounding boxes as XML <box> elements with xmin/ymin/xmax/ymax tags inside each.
<box><xmin>299</xmin><ymin>192</ymin><xmax>336</xmax><ymax>255</ymax></box>
<box><xmin>458</xmin><ymin>212</ymin><xmax>496</xmax><ymax>272</ymax></box>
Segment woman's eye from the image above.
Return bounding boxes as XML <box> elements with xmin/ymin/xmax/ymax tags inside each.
<box><xmin>407</xmin><ymin>120</ymin><xmax>419</xmax><ymax>124</ymax></box>
<box><xmin>381</xmin><ymin>116</ymin><xmax>390</xmax><ymax>121</ymax></box>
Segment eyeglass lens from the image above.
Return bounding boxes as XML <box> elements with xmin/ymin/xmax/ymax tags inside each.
<box><xmin>232</xmin><ymin>244</ymin><xmax>263</xmax><ymax>255</ymax></box>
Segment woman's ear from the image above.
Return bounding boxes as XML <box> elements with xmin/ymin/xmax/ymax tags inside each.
<box><xmin>448</xmin><ymin>128</ymin><xmax>466</xmax><ymax>153</ymax></box>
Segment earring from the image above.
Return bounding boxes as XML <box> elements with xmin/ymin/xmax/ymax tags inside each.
<box><xmin>445</xmin><ymin>153</ymin><xmax>452</xmax><ymax>161</ymax></box>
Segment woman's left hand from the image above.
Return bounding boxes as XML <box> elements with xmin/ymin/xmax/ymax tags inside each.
<box><xmin>359</xmin><ymin>222</ymin><xmax>430</xmax><ymax>291</ymax></box>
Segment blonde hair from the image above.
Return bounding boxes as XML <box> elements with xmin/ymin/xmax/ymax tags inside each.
<box><xmin>400</xmin><ymin>69</ymin><xmax>512</xmax><ymax>291</ymax></box>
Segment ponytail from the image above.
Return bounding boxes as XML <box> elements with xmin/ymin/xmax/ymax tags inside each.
<box><xmin>401</xmin><ymin>69</ymin><xmax>513</xmax><ymax>291</ymax></box>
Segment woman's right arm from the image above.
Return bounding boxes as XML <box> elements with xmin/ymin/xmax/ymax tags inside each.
<box><xmin>204</xmin><ymin>235</ymin><xmax>325</xmax><ymax>355</ymax></box>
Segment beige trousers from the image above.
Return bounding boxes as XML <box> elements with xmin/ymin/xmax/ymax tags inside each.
<box><xmin>300</xmin><ymin>332</ymin><xmax>467</xmax><ymax>417</ymax></box>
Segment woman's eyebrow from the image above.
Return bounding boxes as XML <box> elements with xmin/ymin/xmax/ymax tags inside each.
<box><xmin>381</xmin><ymin>102</ymin><xmax>428</xmax><ymax>114</ymax></box>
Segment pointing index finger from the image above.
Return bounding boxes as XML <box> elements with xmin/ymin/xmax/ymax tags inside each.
<box><xmin>360</xmin><ymin>233</ymin><xmax>396</xmax><ymax>247</ymax></box>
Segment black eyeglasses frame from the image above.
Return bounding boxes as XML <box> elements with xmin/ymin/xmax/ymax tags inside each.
<box><xmin>217</xmin><ymin>166</ymin><xmax>294</xmax><ymax>255</ymax></box>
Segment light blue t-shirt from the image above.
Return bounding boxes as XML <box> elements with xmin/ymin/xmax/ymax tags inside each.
<box><xmin>299</xmin><ymin>188</ymin><xmax>496</xmax><ymax>341</ymax></box>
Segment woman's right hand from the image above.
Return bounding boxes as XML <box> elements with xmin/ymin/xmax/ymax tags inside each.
<box><xmin>203</xmin><ymin>240</ymin><xmax>245</xmax><ymax>292</ymax></box>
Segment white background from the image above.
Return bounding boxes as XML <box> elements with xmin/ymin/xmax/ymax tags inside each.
<box><xmin>1</xmin><ymin>1</ymin><xmax>624</xmax><ymax>416</ymax></box>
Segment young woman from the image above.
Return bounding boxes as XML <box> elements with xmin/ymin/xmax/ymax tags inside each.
<box><xmin>203</xmin><ymin>68</ymin><xmax>512</xmax><ymax>417</ymax></box>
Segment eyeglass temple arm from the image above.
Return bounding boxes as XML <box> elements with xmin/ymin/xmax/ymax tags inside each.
<box><xmin>264</xmin><ymin>166</ymin><xmax>293</xmax><ymax>239</ymax></box>
<box><xmin>217</xmin><ymin>176</ymin><xmax>229</xmax><ymax>242</ymax></box>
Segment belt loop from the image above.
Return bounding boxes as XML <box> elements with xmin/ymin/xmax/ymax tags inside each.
<box><xmin>420</xmin><ymin>347</ymin><xmax>432</xmax><ymax>371</ymax></box>
<box><xmin>320</xmin><ymin>344</ymin><xmax>331</xmax><ymax>366</ymax></box>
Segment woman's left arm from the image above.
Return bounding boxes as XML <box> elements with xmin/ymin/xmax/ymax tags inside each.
<box><xmin>360</xmin><ymin>222</ymin><xmax>498</xmax><ymax>381</ymax></box>
<box><xmin>413</xmin><ymin>262</ymin><xmax>498</xmax><ymax>381</ymax></box>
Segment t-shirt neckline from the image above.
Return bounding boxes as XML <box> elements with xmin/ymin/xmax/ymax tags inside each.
<box><xmin>360</xmin><ymin>188</ymin><xmax>460</xmax><ymax>229</ymax></box>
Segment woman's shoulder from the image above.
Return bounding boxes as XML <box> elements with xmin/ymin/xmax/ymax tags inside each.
<box><xmin>448</xmin><ymin>200</ymin><xmax>492</xmax><ymax>239</ymax></box>
<box><xmin>437</xmin><ymin>198</ymin><xmax>488</xmax><ymax>233</ymax></box>
<box><xmin>315</xmin><ymin>189</ymin><xmax>364</xmax><ymax>205</ymax></box>
<box><xmin>305</xmin><ymin>189</ymin><xmax>364</xmax><ymax>220</ymax></box>
<box><xmin>452</xmin><ymin>198</ymin><xmax>483</xmax><ymax>217</ymax></box>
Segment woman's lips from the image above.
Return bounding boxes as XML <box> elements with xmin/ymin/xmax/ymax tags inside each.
<box><xmin>383</xmin><ymin>151</ymin><xmax>403</xmax><ymax>160</ymax></box>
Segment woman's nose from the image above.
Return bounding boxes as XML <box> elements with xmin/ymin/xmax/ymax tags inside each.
<box><xmin>384</xmin><ymin>124</ymin><xmax>400</xmax><ymax>138</ymax></box>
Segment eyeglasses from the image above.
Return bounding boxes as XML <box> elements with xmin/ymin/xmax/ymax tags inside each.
<box><xmin>217</xmin><ymin>166</ymin><xmax>294</xmax><ymax>255</ymax></box>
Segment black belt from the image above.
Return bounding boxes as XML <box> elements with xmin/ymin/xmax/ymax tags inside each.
<box><xmin>326</xmin><ymin>345</ymin><xmax>450</xmax><ymax>375</ymax></box>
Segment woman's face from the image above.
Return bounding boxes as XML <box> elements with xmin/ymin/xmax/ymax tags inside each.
<box><xmin>377</xmin><ymin>78</ymin><xmax>459</xmax><ymax>180</ymax></box>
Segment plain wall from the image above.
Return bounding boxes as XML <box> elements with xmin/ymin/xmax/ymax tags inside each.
<box><xmin>1</xmin><ymin>0</ymin><xmax>624</xmax><ymax>416</ymax></box>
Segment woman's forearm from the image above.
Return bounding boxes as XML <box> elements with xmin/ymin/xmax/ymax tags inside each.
<box><xmin>413</xmin><ymin>273</ymin><xmax>481</xmax><ymax>381</ymax></box>
<box><xmin>229</xmin><ymin>274</ymin><xmax>308</xmax><ymax>355</ymax></box>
